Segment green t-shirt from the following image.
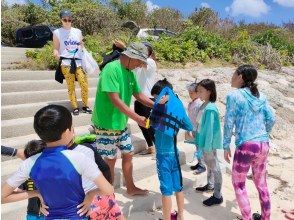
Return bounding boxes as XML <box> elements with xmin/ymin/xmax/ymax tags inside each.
<box><xmin>92</xmin><ymin>60</ymin><xmax>141</xmax><ymax>130</ymax></box>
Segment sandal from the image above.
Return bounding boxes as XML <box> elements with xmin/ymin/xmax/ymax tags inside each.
<box><xmin>158</xmin><ymin>211</ymin><xmax>178</xmax><ymax>220</ymax></box>
<box><xmin>171</xmin><ymin>211</ymin><xmax>178</xmax><ymax>220</ymax></box>
<box><xmin>82</xmin><ymin>106</ymin><xmax>92</xmax><ymax>114</ymax></box>
<box><xmin>73</xmin><ymin>108</ymin><xmax>79</xmax><ymax>116</ymax></box>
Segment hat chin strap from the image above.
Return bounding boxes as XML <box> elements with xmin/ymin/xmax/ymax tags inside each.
<box><xmin>126</xmin><ymin>57</ymin><xmax>131</xmax><ymax>71</ymax></box>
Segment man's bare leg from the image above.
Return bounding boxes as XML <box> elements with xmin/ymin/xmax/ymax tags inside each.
<box><xmin>105</xmin><ymin>158</ymin><xmax>117</xmax><ymax>184</ymax></box>
<box><xmin>122</xmin><ymin>153</ymin><xmax>148</xmax><ymax>196</ymax></box>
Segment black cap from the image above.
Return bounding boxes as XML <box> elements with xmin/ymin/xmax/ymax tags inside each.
<box><xmin>60</xmin><ymin>10</ymin><xmax>72</xmax><ymax>19</ymax></box>
<box><xmin>142</xmin><ymin>41</ymin><xmax>153</xmax><ymax>50</ymax></box>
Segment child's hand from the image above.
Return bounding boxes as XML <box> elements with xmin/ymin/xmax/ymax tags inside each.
<box><xmin>77</xmin><ymin>191</ymin><xmax>95</xmax><ymax>216</ymax></box>
<box><xmin>37</xmin><ymin>192</ymin><xmax>49</xmax><ymax>216</ymax></box>
<box><xmin>158</xmin><ymin>95</ymin><xmax>169</xmax><ymax>104</ymax></box>
<box><xmin>113</xmin><ymin>39</ymin><xmax>126</xmax><ymax>49</ymax></box>
<box><xmin>224</xmin><ymin>149</ymin><xmax>231</xmax><ymax>164</ymax></box>
<box><xmin>188</xmin><ymin>131</ymin><xmax>194</xmax><ymax>139</ymax></box>
<box><xmin>16</xmin><ymin>149</ymin><xmax>26</xmax><ymax>160</ymax></box>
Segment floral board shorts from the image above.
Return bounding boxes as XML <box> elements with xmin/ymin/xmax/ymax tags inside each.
<box><xmin>89</xmin><ymin>194</ymin><xmax>122</xmax><ymax>220</ymax></box>
<box><xmin>95</xmin><ymin>127</ymin><xmax>134</xmax><ymax>159</ymax></box>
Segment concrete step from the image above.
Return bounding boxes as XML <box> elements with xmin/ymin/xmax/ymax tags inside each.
<box><xmin>1</xmin><ymin>125</ymin><xmax>92</xmax><ymax>158</ymax></box>
<box><xmin>1</xmin><ymin>47</ymin><xmax>29</xmax><ymax>71</ymax></box>
<box><xmin>1</xmin><ymin>70</ymin><xmax>98</xmax><ymax>81</ymax></box>
<box><xmin>1</xmin><ymin>98</ymin><xmax>97</xmax><ymax>120</ymax></box>
<box><xmin>2</xmin><ymin>113</ymin><xmax>92</xmax><ymax>138</ymax></box>
<box><xmin>1</xmin><ymin>78</ymin><xmax>98</xmax><ymax>93</ymax></box>
<box><xmin>1</xmin><ymin>63</ymin><xmax>13</xmax><ymax>70</ymax></box>
<box><xmin>1</xmin><ymin>54</ymin><xmax>27</xmax><ymax>64</ymax></box>
<box><xmin>1</xmin><ymin>117</ymin><xmax>142</xmax><ymax>148</ymax></box>
<box><xmin>1</xmin><ymin>98</ymin><xmax>135</xmax><ymax>122</ymax></box>
<box><xmin>1</xmin><ymin>48</ymin><xmax>27</xmax><ymax>59</ymax></box>
<box><xmin>1</xmin><ymin>200</ymin><xmax>28</xmax><ymax>220</ymax></box>
<box><xmin>1</xmin><ymin>47</ymin><xmax>28</xmax><ymax>53</ymax></box>
<box><xmin>1</xmin><ymin>87</ymin><xmax>97</xmax><ymax>105</ymax></box>
<box><xmin>1</xmin><ymin>102</ymin><xmax>136</xmax><ymax>137</ymax></box>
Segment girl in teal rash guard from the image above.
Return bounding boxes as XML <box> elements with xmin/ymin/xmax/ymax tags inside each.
<box><xmin>194</xmin><ymin>79</ymin><xmax>223</xmax><ymax>207</ymax></box>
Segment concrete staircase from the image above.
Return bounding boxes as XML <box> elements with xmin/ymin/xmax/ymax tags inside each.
<box><xmin>1</xmin><ymin>47</ymin><xmax>28</xmax><ymax>70</ymax></box>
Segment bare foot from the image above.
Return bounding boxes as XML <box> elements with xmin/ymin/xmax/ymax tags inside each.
<box><xmin>127</xmin><ymin>187</ymin><xmax>149</xmax><ymax>196</ymax></box>
<box><xmin>285</xmin><ymin>213</ymin><xmax>294</xmax><ymax>220</ymax></box>
<box><xmin>282</xmin><ymin>209</ymin><xmax>294</xmax><ymax>214</ymax></box>
<box><xmin>177</xmin><ymin>212</ymin><xmax>184</xmax><ymax>220</ymax></box>
<box><xmin>177</xmin><ymin>215</ymin><xmax>184</xmax><ymax>220</ymax></box>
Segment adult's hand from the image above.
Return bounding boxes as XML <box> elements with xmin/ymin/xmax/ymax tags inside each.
<box><xmin>53</xmin><ymin>33</ymin><xmax>60</xmax><ymax>60</ymax></box>
<box><xmin>53</xmin><ymin>50</ymin><xmax>60</xmax><ymax>60</ymax></box>
<box><xmin>136</xmin><ymin>116</ymin><xmax>147</xmax><ymax>128</ymax></box>
<box><xmin>224</xmin><ymin>148</ymin><xmax>232</xmax><ymax>164</ymax></box>
<box><xmin>109</xmin><ymin>92</ymin><xmax>148</xmax><ymax>125</ymax></box>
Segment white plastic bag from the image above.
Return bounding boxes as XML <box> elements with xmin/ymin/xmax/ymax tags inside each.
<box><xmin>81</xmin><ymin>49</ymin><xmax>100</xmax><ymax>75</ymax></box>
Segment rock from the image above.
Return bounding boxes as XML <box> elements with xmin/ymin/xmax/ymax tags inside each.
<box><xmin>281</xmin><ymin>67</ymin><xmax>294</xmax><ymax>76</ymax></box>
<box><xmin>280</xmin><ymin>153</ymin><xmax>293</xmax><ymax>160</ymax></box>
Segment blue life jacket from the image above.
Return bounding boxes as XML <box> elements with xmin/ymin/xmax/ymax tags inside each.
<box><xmin>150</xmin><ymin>87</ymin><xmax>192</xmax><ymax>137</ymax></box>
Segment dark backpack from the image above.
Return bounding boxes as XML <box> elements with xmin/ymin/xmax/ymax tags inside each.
<box><xmin>70</xmin><ymin>142</ymin><xmax>112</xmax><ymax>183</ymax></box>
<box><xmin>99</xmin><ymin>45</ymin><xmax>125</xmax><ymax>71</ymax></box>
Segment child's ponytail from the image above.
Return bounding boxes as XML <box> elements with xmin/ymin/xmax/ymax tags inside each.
<box><xmin>236</xmin><ymin>65</ymin><xmax>260</xmax><ymax>98</ymax></box>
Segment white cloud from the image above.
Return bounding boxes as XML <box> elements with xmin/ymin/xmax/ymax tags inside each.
<box><xmin>200</xmin><ymin>2</ymin><xmax>210</xmax><ymax>8</ymax></box>
<box><xmin>273</xmin><ymin>0</ymin><xmax>294</xmax><ymax>7</ymax></box>
<box><xmin>146</xmin><ymin>0</ymin><xmax>160</xmax><ymax>13</ymax></box>
<box><xmin>226</xmin><ymin>0</ymin><xmax>270</xmax><ymax>17</ymax></box>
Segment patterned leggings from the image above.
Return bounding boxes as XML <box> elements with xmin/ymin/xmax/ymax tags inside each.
<box><xmin>232</xmin><ymin>142</ymin><xmax>270</xmax><ymax>220</ymax></box>
<box><xmin>61</xmin><ymin>66</ymin><xmax>89</xmax><ymax>109</ymax></box>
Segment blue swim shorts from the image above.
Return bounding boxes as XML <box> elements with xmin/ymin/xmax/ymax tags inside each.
<box><xmin>156</xmin><ymin>153</ymin><xmax>183</xmax><ymax>196</ymax></box>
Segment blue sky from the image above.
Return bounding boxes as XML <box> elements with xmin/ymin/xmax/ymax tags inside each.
<box><xmin>146</xmin><ymin>0</ymin><xmax>294</xmax><ymax>25</ymax></box>
<box><xmin>7</xmin><ymin>0</ymin><xmax>294</xmax><ymax>25</ymax></box>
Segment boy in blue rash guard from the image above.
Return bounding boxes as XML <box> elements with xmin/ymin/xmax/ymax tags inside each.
<box><xmin>2</xmin><ymin>105</ymin><xmax>113</xmax><ymax>220</ymax></box>
<box><xmin>150</xmin><ymin>79</ymin><xmax>193</xmax><ymax>220</ymax></box>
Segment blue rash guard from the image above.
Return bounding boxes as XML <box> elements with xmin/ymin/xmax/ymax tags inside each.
<box><xmin>7</xmin><ymin>146</ymin><xmax>100</xmax><ymax>220</ymax></box>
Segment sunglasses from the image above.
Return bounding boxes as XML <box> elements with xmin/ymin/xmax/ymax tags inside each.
<box><xmin>62</xmin><ymin>18</ymin><xmax>72</xmax><ymax>23</ymax></box>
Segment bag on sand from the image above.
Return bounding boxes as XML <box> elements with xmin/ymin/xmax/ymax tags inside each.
<box><xmin>82</xmin><ymin>49</ymin><xmax>99</xmax><ymax>75</ymax></box>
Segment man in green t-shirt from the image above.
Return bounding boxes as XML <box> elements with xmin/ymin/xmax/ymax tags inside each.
<box><xmin>92</xmin><ymin>42</ymin><xmax>154</xmax><ymax>196</ymax></box>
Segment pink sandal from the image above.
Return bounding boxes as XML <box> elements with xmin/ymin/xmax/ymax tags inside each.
<box><xmin>171</xmin><ymin>211</ymin><xmax>178</xmax><ymax>220</ymax></box>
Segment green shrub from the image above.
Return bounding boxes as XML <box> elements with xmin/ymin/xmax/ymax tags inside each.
<box><xmin>1</xmin><ymin>6</ymin><xmax>28</xmax><ymax>46</ymax></box>
<box><xmin>253</xmin><ymin>29</ymin><xmax>293</xmax><ymax>55</ymax></box>
<box><xmin>152</xmin><ymin>27</ymin><xmax>230</xmax><ymax>64</ymax></box>
<box><xmin>25</xmin><ymin>42</ymin><xmax>58</xmax><ymax>70</ymax></box>
<box><xmin>84</xmin><ymin>30</ymin><xmax>134</xmax><ymax>63</ymax></box>
<box><xmin>25</xmin><ymin>26</ymin><xmax>293</xmax><ymax>70</ymax></box>
<box><xmin>229</xmin><ymin>30</ymin><xmax>260</xmax><ymax>65</ymax></box>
